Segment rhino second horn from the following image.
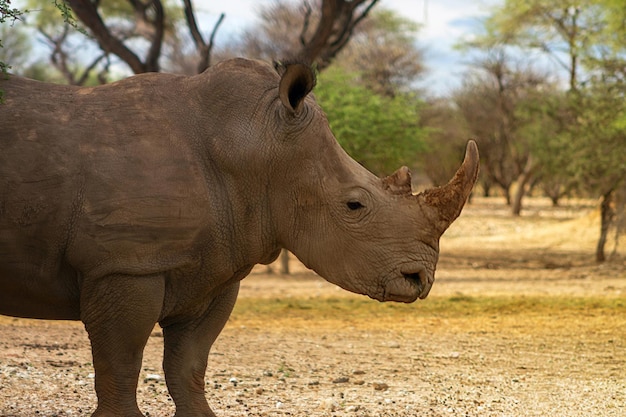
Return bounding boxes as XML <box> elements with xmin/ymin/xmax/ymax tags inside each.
<box><xmin>383</xmin><ymin>166</ymin><xmax>413</xmax><ymax>196</ymax></box>
<box><xmin>417</xmin><ymin>140</ymin><xmax>480</xmax><ymax>231</ymax></box>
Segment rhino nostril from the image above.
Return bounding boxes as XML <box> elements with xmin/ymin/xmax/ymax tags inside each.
<box><xmin>402</xmin><ymin>271</ymin><xmax>423</xmax><ymax>287</ymax></box>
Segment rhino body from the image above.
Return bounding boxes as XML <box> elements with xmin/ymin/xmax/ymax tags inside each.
<box><xmin>0</xmin><ymin>58</ymin><xmax>478</xmax><ymax>416</ymax></box>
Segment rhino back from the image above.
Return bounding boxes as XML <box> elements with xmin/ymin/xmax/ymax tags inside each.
<box><xmin>0</xmin><ymin>74</ymin><xmax>225</xmax><ymax>317</ymax></box>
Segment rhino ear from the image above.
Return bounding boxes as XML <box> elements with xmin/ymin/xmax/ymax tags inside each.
<box><xmin>278</xmin><ymin>62</ymin><xmax>316</xmax><ymax>114</ymax></box>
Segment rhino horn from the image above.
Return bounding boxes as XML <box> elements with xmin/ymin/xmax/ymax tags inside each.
<box><xmin>383</xmin><ymin>166</ymin><xmax>413</xmax><ymax>196</ymax></box>
<box><xmin>416</xmin><ymin>140</ymin><xmax>480</xmax><ymax>232</ymax></box>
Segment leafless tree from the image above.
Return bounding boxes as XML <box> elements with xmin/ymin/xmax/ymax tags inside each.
<box><xmin>60</xmin><ymin>0</ymin><xmax>378</xmax><ymax>79</ymax></box>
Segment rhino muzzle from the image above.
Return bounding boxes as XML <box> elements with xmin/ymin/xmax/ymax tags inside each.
<box><xmin>377</xmin><ymin>265</ymin><xmax>433</xmax><ymax>303</ymax></box>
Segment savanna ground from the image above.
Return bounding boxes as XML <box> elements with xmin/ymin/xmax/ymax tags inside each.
<box><xmin>1</xmin><ymin>197</ymin><xmax>625</xmax><ymax>416</ymax></box>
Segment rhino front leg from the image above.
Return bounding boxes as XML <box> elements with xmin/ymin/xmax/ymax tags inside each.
<box><xmin>162</xmin><ymin>282</ymin><xmax>240</xmax><ymax>417</ymax></box>
<box><xmin>81</xmin><ymin>274</ymin><xmax>166</xmax><ymax>417</ymax></box>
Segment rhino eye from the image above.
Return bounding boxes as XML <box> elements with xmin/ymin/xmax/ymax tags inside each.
<box><xmin>347</xmin><ymin>201</ymin><xmax>364</xmax><ymax>211</ymax></box>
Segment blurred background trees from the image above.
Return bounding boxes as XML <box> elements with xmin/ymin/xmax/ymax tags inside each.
<box><xmin>464</xmin><ymin>0</ymin><xmax>626</xmax><ymax>261</ymax></box>
<box><xmin>1</xmin><ymin>0</ymin><xmax>624</xmax><ymax>262</ymax></box>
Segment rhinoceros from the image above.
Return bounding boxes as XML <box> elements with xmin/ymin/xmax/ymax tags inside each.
<box><xmin>0</xmin><ymin>58</ymin><xmax>478</xmax><ymax>416</ymax></box>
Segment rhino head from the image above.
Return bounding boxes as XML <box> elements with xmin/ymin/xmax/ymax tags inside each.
<box><xmin>265</xmin><ymin>62</ymin><xmax>479</xmax><ymax>303</ymax></box>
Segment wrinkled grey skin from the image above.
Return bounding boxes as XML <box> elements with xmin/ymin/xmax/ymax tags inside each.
<box><xmin>0</xmin><ymin>58</ymin><xmax>479</xmax><ymax>416</ymax></box>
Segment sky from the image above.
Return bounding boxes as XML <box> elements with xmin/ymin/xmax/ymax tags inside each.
<box><xmin>191</xmin><ymin>0</ymin><xmax>501</xmax><ymax>95</ymax></box>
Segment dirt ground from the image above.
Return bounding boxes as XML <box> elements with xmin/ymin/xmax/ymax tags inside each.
<box><xmin>1</xmin><ymin>197</ymin><xmax>625</xmax><ymax>417</ymax></box>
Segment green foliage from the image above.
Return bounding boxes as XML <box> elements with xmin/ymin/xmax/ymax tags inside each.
<box><xmin>0</xmin><ymin>0</ymin><xmax>24</xmax><ymax>23</ymax></box>
<box><xmin>53</xmin><ymin>0</ymin><xmax>82</xmax><ymax>30</ymax></box>
<box><xmin>315</xmin><ymin>66</ymin><xmax>426</xmax><ymax>176</ymax></box>
<box><xmin>567</xmin><ymin>89</ymin><xmax>626</xmax><ymax>194</ymax></box>
<box><xmin>1</xmin><ymin>0</ymin><xmax>27</xmax><ymax>101</ymax></box>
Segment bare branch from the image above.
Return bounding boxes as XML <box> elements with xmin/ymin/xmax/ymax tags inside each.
<box><xmin>77</xmin><ymin>53</ymin><xmax>108</xmax><ymax>85</ymax></box>
<box><xmin>181</xmin><ymin>0</ymin><xmax>224</xmax><ymax>73</ymax></box>
<box><xmin>40</xmin><ymin>25</ymin><xmax>76</xmax><ymax>84</ymax></box>
<box><xmin>199</xmin><ymin>13</ymin><xmax>224</xmax><ymax>72</ymax></box>
<box><xmin>183</xmin><ymin>0</ymin><xmax>206</xmax><ymax>51</ymax></box>
<box><xmin>40</xmin><ymin>24</ymin><xmax>110</xmax><ymax>86</ymax></box>
<box><xmin>145</xmin><ymin>0</ymin><xmax>165</xmax><ymax>72</ymax></box>
<box><xmin>65</xmin><ymin>0</ymin><xmax>147</xmax><ymax>73</ymax></box>
<box><xmin>299</xmin><ymin>1</ymin><xmax>312</xmax><ymax>47</ymax></box>
<box><xmin>323</xmin><ymin>0</ymin><xmax>378</xmax><ymax>62</ymax></box>
<box><xmin>97</xmin><ymin>55</ymin><xmax>112</xmax><ymax>84</ymax></box>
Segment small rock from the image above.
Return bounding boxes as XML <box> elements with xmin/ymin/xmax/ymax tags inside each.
<box><xmin>321</xmin><ymin>398</ymin><xmax>339</xmax><ymax>411</ymax></box>
<box><xmin>346</xmin><ymin>405</ymin><xmax>360</xmax><ymax>412</ymax></box>
<box><xmin>255</xmin><ymin>387</ymin><xmax>264</xmax><ymax>395</ymax></box>
<box><xmin>307</xmin><ymin>380</ymin><xmax>320</xmax><ymax>386</ymax></box>
<box><xmin>373</xmin><ymin>382</ymin><xmax>389</xmax><ymax>391</ymax></box>
<box><xmin>229</xmin><ymin>377</ymin><xmax>238</xmax><ymax>386</ymax></box>
<box><xmin>388</xmin><ymin>342</ymin><xmax>401</xmax><ymax>349</ymax></box>
<box><xmin>353</xmin><ymin>379</ymin><xmax>365</xmax><ymax>385</ymax></box>
<box><xmin>352</xmin><ymin>370</ymin><xmax>366</xmax><ymax>375</ymax></box>
<box><xmin>144</xmin><ymin>374</ymin><xmax>161</xmax><ymax>382</ymax></box>
<box><xmin>276</xmin><ymin>401</ymin><xmax>284</xmax><ymax>409</ymax></box>
<box><xmin>332</xmin><ymin>376</ymin><xmax>349</xmax><ymax>383</ymax></box>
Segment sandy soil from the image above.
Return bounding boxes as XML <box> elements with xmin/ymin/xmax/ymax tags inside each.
<box><xmin>1</xmin><ymin>197</ymin><xmax>625</xmax><ymax>416</ymax></box>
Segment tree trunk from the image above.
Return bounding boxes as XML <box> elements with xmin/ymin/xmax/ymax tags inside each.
<box><xmin>543</xmin><ymin>183</ymin><xmax>561</xmax><ymax>206</ymax></box>
<box><xmin>596</xmin><ymin>189</ymin><xmax>616</xmax><ymax>263</ymax></box>
<box><xmin>512</xmin><ymin>155</ymin><xmax>534</xmax><ymax>216</ymax></box>
<box><xmin>503</xmin><ymin>186</ymin><xmax>511</xmax><ymax>206</ymax></box>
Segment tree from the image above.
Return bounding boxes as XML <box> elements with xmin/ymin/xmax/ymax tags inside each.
<box><xmin>419</xmin><ymin>98</ymin><xmax>472</xmax><ymax>188</ymax></box>
<box><xmin>566</xmin><ymin>86</ymin><xmax>626</xmax><ymax>261</ymax></box>
<box><xmin>236</xmin><ymin>0</ymin><xmax>378</xmax><ymax>69</ymax></box>
<box><xmin>484</xmin><ymin>0</ymin><xmax>605</xmax><ymax>91</ymax></box>
<box><xmin>476</xmin><ymin>0</ymin><xmax>626</xmax><ymax>261</ymax></box>
<box><xmin>514</xmin><ymin>88</ymin><xmax>574</xmax><ymax>205</ymax></box>
<box><xmin>453</xmin><ymin>46</ymin><xmax>553</xmax><ymax>210</ymax></box>
<box><xmin>330</xmin><ymin>8</ymin><xmax>423</xmax><ymax>96</ymax></box>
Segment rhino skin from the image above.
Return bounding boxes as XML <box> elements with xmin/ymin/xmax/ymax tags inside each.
<box><xmin>0</xmin><ymin>58</ymin><xmax>478</xmax><ymax>416</ymax></box>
